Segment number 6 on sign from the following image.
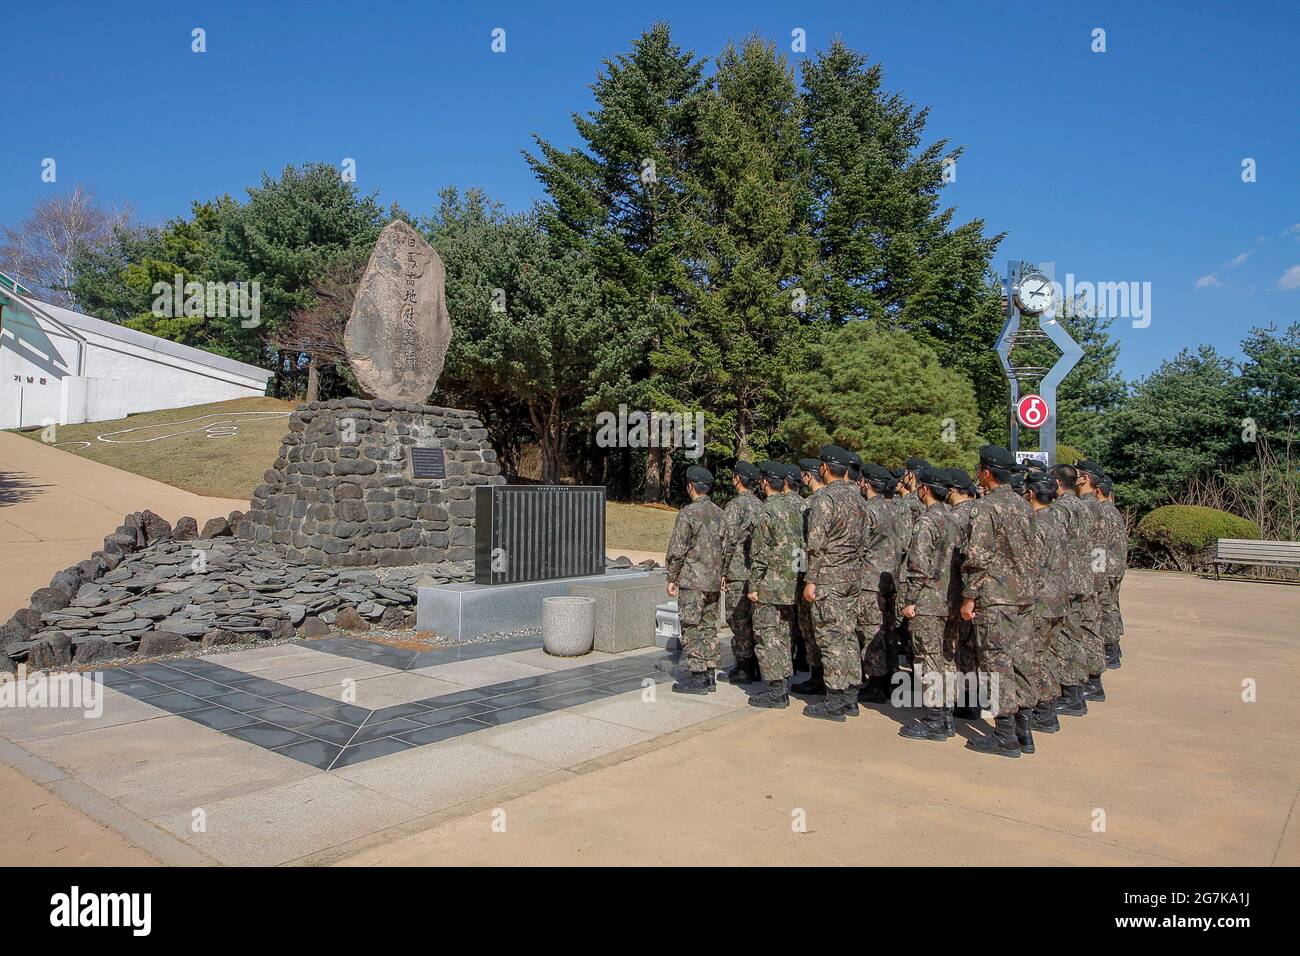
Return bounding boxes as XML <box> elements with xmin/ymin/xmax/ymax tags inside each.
<box><xmin>1016</xmin><ymin>394</ymin><xmax>1049</xmax><ymax>429</ymax></box>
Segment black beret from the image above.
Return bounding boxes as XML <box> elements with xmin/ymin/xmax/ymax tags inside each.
<box><xmin>685</xmin><ymin>466</ymin><xmax>714</xmax><ymax>486</ymax></box>
<box><xmin>799</xmin><ymin>458</ymin><xmax>821</xmax><ymax>474</ymax></box>
<box><xmin>1076</xmin><ymin>459</ymin><xmax>1105</xmax><ymax>478</ymax></box>
<box><xmin>1027</xmin><ymin>474</ymin><xmax>1058</xmax><ymax>499</ymax></box>
<box><xmin>892</xmin><ymin>466</ymin><xmax>906</xmax><ymax>479</ymax></box>
<box><xmin>1098</xmin><ymin>475</ymin><xmax>1114</xmax><ymax>495</ymax></box>
<box><xmin>819</xmin><ymin>444</ymin><xmax>853</xmax><ymax>466</ymax></box>
<box><xmin>862</xmin><ymin>463</ymin><xmax>893</xmax><ymax>485</ymax></box>
<box><xmin>1024</xmin><ymin>459</ymin><xmax>1048</xmax><ymax>474</ymax></box>
<box><xmin>784</xmin><ymin>463</ymin><xmax>802</xmax><ymax>484</ymax></box>
<box><xmin>1009</xmin><ymin>470</ymin><xmax>1027</xmax><ymax>492</ymax></box>
<box><xmin>917</xmin><ymin>466</ymin><xmax>947</xmax><ymax>487</ymax></box>
<box><xmin>733</xmin><ymin>461</ymin><xmax>760</xmax><ymax>482</ymax></box>
<box><xmin>906</xmin><ymin>457</ymin><xmax>930</xmax><ymax>472</ymax></box>
<box><xmin>943</xmin><ymin>467</ymin><xmax>976</xmax><ymax>493</ymax></box>
<box><xmin>758</xmin><ymin>460</ymin><xmax>787</xmax><ymax>481</ymax></box>
<box><xmin>978</xmin><ymin>445</ymin><xmax>1016</xmax><ymax>469</ymax></box>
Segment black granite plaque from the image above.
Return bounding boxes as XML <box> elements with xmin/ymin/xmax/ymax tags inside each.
<box><xmin>409</xmin><ymin>446</ymin><xmax>446</xmax><ymax>479</ymax></box>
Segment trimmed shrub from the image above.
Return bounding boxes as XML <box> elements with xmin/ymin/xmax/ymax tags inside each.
<box><xmin>1134</xmin><ymin>505</ymin><xmax>1261</xmax><ymax>572</ymax></box>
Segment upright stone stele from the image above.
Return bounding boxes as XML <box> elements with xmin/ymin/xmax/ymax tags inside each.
<box><xmin>344</xmin><ymin>219</ymin><xmax>452</xmax><ymax>404</ymax></box>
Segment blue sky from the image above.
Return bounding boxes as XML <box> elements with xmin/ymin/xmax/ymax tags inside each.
<box><xmin>2</xmin><ymin>0</ymin><xmax>1297</xmax><ymax>379</ymax></box>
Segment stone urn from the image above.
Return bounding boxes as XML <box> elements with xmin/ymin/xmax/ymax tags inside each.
<box><xmin>542</xmin><ymin>596</ymin><xmax>596</xmax><ymax>656</ymax></box>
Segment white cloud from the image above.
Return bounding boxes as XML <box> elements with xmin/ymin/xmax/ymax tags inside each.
<box><xmin>1228</xmin><ymin>251</ymin><xmax>1251</xmax><ymax>267</ymax></box>
<box><xmin>1194</xmin><ymin>273</ymin><xmax>1223</xmax><ymax>289</ymax></box>
<box><xmin>1279</xmin><ymin>265</ymin><xmax>1300</xmax><ymax>290</ymax></box>
<box><xmin>1284</xmin><ymin>223</ymin><xmax>1300</xmax><ymax>238</ymax></box>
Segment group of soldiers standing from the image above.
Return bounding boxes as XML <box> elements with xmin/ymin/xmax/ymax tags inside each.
<box><xmin>664</xmin><ymin>444</ymin><xmax>1128</xmax><ymax>758</ymax></box>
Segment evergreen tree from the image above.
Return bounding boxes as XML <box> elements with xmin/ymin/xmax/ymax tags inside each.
<box><xmin>661</xmin><ymin>35</ymin><xmax>815</xmax><ymax>462</ymax></box>
<box><xmin>525</xmin><ymin>22</ymin><xmax>706</xmax><ymax>498</ymax></box>
<box><xmin>800</xmin><ymin>40</ymin><xmax>1006</xmax><ymax>434</ymax></box>
<box><xmin>780</xmin><ymin>320</ymin><xmax>982</xmax><ymax>468</ymax></box>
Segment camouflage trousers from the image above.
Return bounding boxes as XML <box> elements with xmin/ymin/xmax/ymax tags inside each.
<box><xmin>1101</xmin><ymin>577</ymin><xmax>1124</xmax><ymax>651</ymax></box>
<box><xmin>1027</xmin><ymin>608</ymin><xmax>1060</xmax><ymax>703</ymax></box>
<box><xmin>753</xmin><ymin>602</ymin><xmax>795</xmax><ymax>682</ymax></box>
<box><xmin>857</xmin><ymin>589</ymin><xmax>891</xmax><ymax>679</ymax></box>
<box><xmin>1074</xmin><ymin>592</ymin><xmax>1105</xmax><ymax>677</ymax></box>
<box><xmin>974</xmin><ymin>604</ymin><xmax>1033</xmax><ymax>717</ymax></box>
<box><xmin>909</xmin><ymin>614</ymin><xmax>954</xmax><ymax>705</ymax></box>
<box><xmin>811</xmin><ymin>580</ymin><xmax>861</xmax><ymax>691</ymax></box>
<box><xmin>948</xmin><ymin>615</ymin><xmax>978</xmax><ymax>674</ymax></box>
<box><xmin>798</xmin><ymin>588</ymin><xmax>820</xmax><ymax>670</ymax></box>
<box><xmin>725</xmin><ymin>583</ymin><xmax>755</xmax><ymax>664</ymax></box>
<box><xmin>678</xmin><ymin>589</ymin><xmax>721</xmax><ymax>671</ymax></box>
<box><xmin>1038</xmin><ymin>610</ymin><xmax>1076</xmax><ymax>699</ymax></box>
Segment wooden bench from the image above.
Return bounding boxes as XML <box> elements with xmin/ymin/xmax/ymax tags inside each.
<box><xmin>1214</xmin><ymin>538</ymin><xmax>1300</xmax><ymax>578</ymax></box>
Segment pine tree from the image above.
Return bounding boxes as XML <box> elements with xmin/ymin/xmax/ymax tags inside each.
<box><xmin>800</xmin><ymin>40</ymin><xmax>1006</xmax><ymax>435</ymax></box>
<box><xmin>525</xmin><ymin>22</ymin><xmax>705</xmax><ymax>499</ymax></box>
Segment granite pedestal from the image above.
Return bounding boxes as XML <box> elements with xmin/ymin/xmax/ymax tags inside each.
<box><xmin>416</xmin><ymin>570</ymin><xmax>648</xmax><ymax>641</ymax></box>
<box><xmin>569</xmin><ymin>572</ymin><xmax>666</xmax><ymax>652</ymax></box>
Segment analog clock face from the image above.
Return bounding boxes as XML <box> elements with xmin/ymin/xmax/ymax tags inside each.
<box><xmin>1016</xmin><ymin>273</ymin><xmax>1053</xmax><ymax>315</ymax></box>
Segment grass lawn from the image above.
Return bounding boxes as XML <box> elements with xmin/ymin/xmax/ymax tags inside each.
<box><xmin>11</xmin><ymin>396</ymin><xmax>294</xmax><ymax>500</ymax></box>
<box><xmin>11</xmin><ymin>397</ymin><xmax>679</xmax><ymax>552</ymax></box>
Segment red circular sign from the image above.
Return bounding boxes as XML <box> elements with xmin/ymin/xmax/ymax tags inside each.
<box><xmin>1016</xmin><ymin>394</ymin><xmax>1049</xmax><ymax>429</ymax></box>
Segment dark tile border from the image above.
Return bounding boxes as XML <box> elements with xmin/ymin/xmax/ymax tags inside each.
<box><xmin>103</xmin><ymin>648</ymin><xmax>674</xmax><ymax>770</ymax></box>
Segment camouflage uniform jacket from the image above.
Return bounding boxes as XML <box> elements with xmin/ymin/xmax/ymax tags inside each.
<box><xmin>1050</xmin><ymin>492</ymin><xmax>1093</xmax><ymax>598</ymax></box>
<box><xmin>946</xmin><ymin>497</ymin><xmax>977</xmax><ymax>616</ymax></box>
<box><xmin>720</xmin><ymin>490</ymin><xmax>763</xmax><ymax>587</ymax></box>
<box><xmin>903</xmin><ymin>502</ymin><xmax>958</xmax><ymax>617</ymax></box>
<box><xmin>903</xmin><ymin>491</ymin><xmax>924</xmax><ymax>531</ymax></box>
<box><xmin>1078</xmin><ymin>494</ymin><xmax>1107</xmax><ymax>594</ymax></box>
<box><xmin>962</xmin><ymin>485</ymin><xmax>1036</xmax><ymax>608</ymax></box>
<box><xmin>886</xmin><ymin>497</ymin><xmax>913</xmax><ymax>588</ymax></box>
<box><xmin>749</xmin><ymin>493</ymin><xmax>805</xmax><ymax>605</ymax></box>
<box><xmin>1031</xmin><ymin>506</ymin><xmax>1070</xmax><ymax>618</ymax></box>
<box><xmin>666</xmin><ymin>497</ymin><xmax>724</xmax><ymax>592</ymax></box>
<box><xmin>805</xmin><ymin>481</ymin><xmax>867</xmax><ymax>587</ymax></box>
<box><xmin>860</xmin><ymin>496</ymin><xmax>898</xmax><ymax>594</ymax></box>
<box><xmin>1100</xmin><ymin>499</ymin><xmax>1128</xmax><ymax>583</ymax></box>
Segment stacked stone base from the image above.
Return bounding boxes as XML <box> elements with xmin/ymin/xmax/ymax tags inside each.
<box><xmin>239</xmin><ymin>398</ymin><xmax>504</xmax><ymax>567</ymax></box>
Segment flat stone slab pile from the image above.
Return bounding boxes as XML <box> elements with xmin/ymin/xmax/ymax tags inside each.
<box><xmin>0</xmin><ymin>509</ymin><xmax>473</xmax><ymax>673</ymax></box>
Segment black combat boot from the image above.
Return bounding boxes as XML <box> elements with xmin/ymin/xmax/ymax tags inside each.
<box><xmin>952</xmin><ymin>701</ymin><xmax>981</xmax><ymax>720</ymax></box>
<box><xmin>965</xmin><ymin>715</ymin><xmax>1021</xmax><ymax>758</ymax></box>
<box><xmin>1031</xmin><ymin>699</ymin><xmax>1061</xmax><ymax>733</ymax></box>
<box><xmin>1014</xmin><ymin>709</ymin><xmax>1036</xmax><ymax>754</ymax></box>
<box><xmin>791</xmin><ymin>667</ymin><xmax>825</xmax><ymax>695</ymax></box>
<box><xmin>1055</xmin><ymin>684</ymin><xmax>1088</xmax><ymax>716</ymax></box>
<box><xmin>1105</xmin><ymin>643</ymin><xmax>1122</xmax><ymax>670</ymax></box>
<box><xmin>858</xmin><ymin>674</ymin><xmax>890</xmax><ymax>704</ymax></box>
<box><xmin>748</xmin><ymin>678</ymin><xmax>790</xmax><ymax>709</ymax></box>
<box><xmin>843</xmin><ymin>686</ymin><xmax>860</xmax><ymax>717</ymax></box>
<box><xmin>725</xmin><ymin>659</ymin><xmax>759</xmax><ymax>684</ymax></box>
<box><xmin>802</xmin><ymin>688</ymin><xmax>848</xmax><ymax>722</ymax></box>
<box><xmin>899</xmin><ymin>708</ymin><xmax>947</xmax><ymax>742</ymax></box>
<box><xmin>1085</xmin><ymin>675</ymin><xmax>1106</xmax><ymax>702</ymax></box>
<box><xmin>943</xmin><ymin>707</ymin><xmax>956</xmax><ymax>737</ymax></box>
<box><xmin>672</xmin><ymin>670</ymin><xmax>711</xmax><ymax>695</ymax></box>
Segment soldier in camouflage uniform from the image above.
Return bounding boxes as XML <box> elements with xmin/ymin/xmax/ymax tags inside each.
<box><xmin>942</xmin><ymin>467</ymin><xmax>982</xmax><ymax>720</ymax></box>
<box><xmin>1095</xmin><ymin>474</ymin><xmax>1127</xmax><ymax>669</ymax></box>
<box><xmin>802</xmin><ymin>445</ymin><xmax>868</xmax><ymax>721</ymax></box>
<box><xmin>857</xmin><ymin>463</ymin><xmax>903</xmax><ymax>703</ymax></box>
<box><xmin>1075</xmin><ymin>461</ymin><xmax>1111</xmax><ymax>701</ymax></box>
<box><xmin>1026</xmin><ymin>473</ymin><xmax>1071</xmax><ymax>736</ymax></box>
<box><xmin>720</xmin><ymin>461</ymin><xmax>764</xmax><ymax>683</ymax></box>
<box><xmin>1047</xmin><ymin>463</ymin><xmax>1095</xmax><ymax>717</ymax></box>
<box><xmin>892</xmin><ymin>459</ymin><xmax>926</xmax><ymax>671</ymax></box>
<box><xmin>791</xmin><ymin>459</ymin><xmax>824</xmax><ymax>693</ymax></box>
<box><xmin>960</xmin><ymin>446</ymin><xmax>1036</xmax><ymax>758</ymax></box>
<box><xmin>783</xmin><ymin>463</ymin><xmax>811</xmax><ymax>673</ymax></box>
<box><xmin>666</xmin><ymin>466</ymin><xmax>725</xmax><ymax>695</ymax></box>
<box><xmin>747</xmin><ymin>461</ymin><xmax>806</xmax><ymax>708</ymax></box>
<box><xmin>899</xmin><ymin>467</ymin><xmax>959</xmax><ymax>742</ymax></box>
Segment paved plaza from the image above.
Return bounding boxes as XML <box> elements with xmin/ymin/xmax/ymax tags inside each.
<box><xmin>1</xmin><ymin>569</ymin><xmax>1297</xmax><ymax>867</ymax></box>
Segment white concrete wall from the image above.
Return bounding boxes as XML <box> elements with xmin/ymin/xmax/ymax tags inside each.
<box><xmin>0</xmin><ymin>297</ymin><xmax>271</xmax><ymax>430</ymax></box>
